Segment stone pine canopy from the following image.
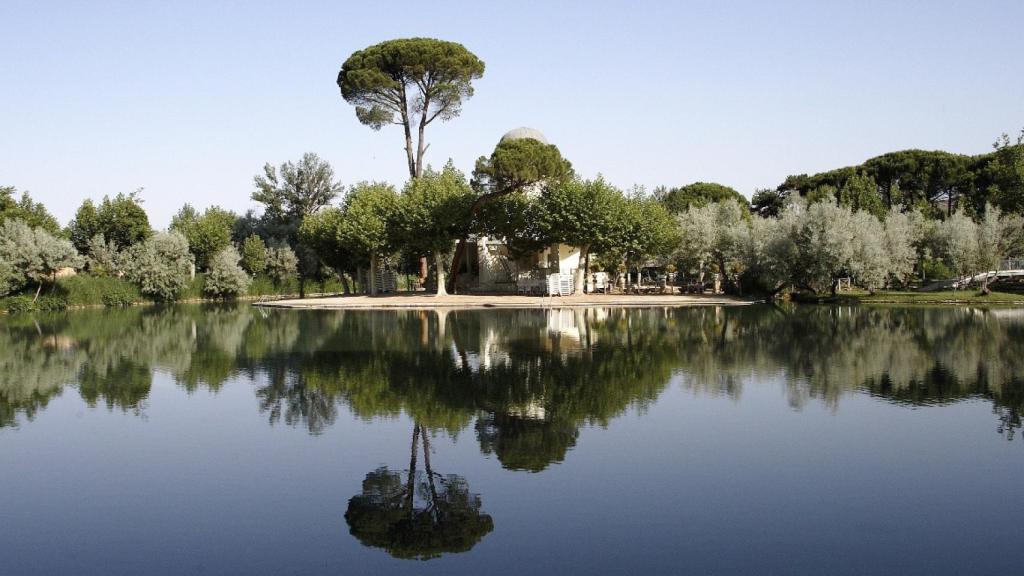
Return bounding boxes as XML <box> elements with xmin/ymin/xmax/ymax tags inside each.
<box><xmin>499</xmin><ymin>127</ymin><xmax>549</xmax><ymax>145</ymax></box>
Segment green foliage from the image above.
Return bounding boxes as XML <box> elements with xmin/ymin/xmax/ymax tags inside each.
<box><xmin>615</xmin><ymin>196</ymin><xmax>680</xmax><ymax>268</ymax></box>
<box><xmin>252</xmin><ymin>152</ymin><xmax>342</xmax><ymax>227</ymax></box>
<box><xmin>170</xmin><ymin>204</ymin><xmax>237</xmax><ymax>269</ymax></box>
<box><xmin>203</xmin><ymin>246</ymin><xmax>251</xmax><ymax>298</ymax></box>
<box><xmin>125</xmin><ymin>231</ymin><xmax>193</xmax><ymax>301</ymax></box>
<box><xmin>337</xmin><ymin>182</ymin><xmax>401</xmax><ymax>260</ymax></box>
<box><xmin>4</xmin><ymin>295</ymin><xmax>36</xmax><ymax>314</ymax></box>
<box><xmin>675</xmin><ymin>199</ymin><xmax>751</xmax><ymax>292</ymax></box>
<box><xmin>68</xmin><ymin>199</ymin><xmax>100</xmax><ymax>253</ymax></box>
<box><xmin>985</xmin><ymin>130</ymin><xmax>1024</xmax><ymax>214</ymax></box>
<box><xmin>661</xmin><ymin>182</ymin><xmax>747</xmax><ymax>214</ymax></box>
<box><xmin>0</xmin><ymin>219</ymin><xmax>84</xmax><ymax>296</ymax></box>
<box><xmin>751</xmin><ymin>188</ymin><xmax>785</xmax><ymax>218</ymax></box>
<box><xmin>837</xmin><ymin>171</ymin><xmax>886</xmax><ymax>218</ymax></box>
<box><xmin>338</xmin><ymin>38</ymin><xmax>485</xmax><ymax>177</ymax></box>
<box><xmin>0</xmin><ymin>187</ymin><xmax>61</xmax><ymax>235</ymax></box>
<box><xmin>471</xmin><ymin>138</ymin><xmax>572</xmax><ymax>195</ymax></box>
<box><xmin>298</xmin><ymin>207</ymin><xmax>358</xmax><ymax>273</ymax></box>
<box><xmin>240</xmin><ymin>234</ymin><xmax>268</xmax><ymax>275</ymax></box>
<box><xmin>265</xmin><ymin>244</ymin><xmax>299</xmax><ymax>287</ymax></box>
<box><xmin>398</xmin><ymin>163</ymin><xmax>474</xmax><ymax>255</ymax></box>
<box><xmin>85</xmin><ymin>234</ymin><xmax>128</xmax><ymax>276</ymax></box>
<box><xmin>54</xmin><ymin>274</ymin><xmax>140</xmax><ymax>307</ymax></box>
<box><xmin>95</xmin><ymin>192</ymin><xmax>152</xmax><ymax>250</ymax></box>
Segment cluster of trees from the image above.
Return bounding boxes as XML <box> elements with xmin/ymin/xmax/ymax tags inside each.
<box><xmin>675</xmin><ymin>197</ymin><xmax>1024</xmax><ymax>296</ymax></box>
<box><xmin>751</xmin><ymin>129</ymin><xmax>1024</xmax><ymax>219</ymax></box>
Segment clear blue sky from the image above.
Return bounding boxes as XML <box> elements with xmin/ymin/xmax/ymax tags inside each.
<box><xmin>2</xmin><ymin>0</ymin><xmax>1022</xmax><ymax>227</ymax></box>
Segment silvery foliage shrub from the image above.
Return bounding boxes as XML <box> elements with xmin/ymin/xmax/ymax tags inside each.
<box><xmin>203</xmin><ymin>246</ymin><xmax>251</xmax><ymax>298</ymax></box>
<box><xmin>746</xmin><ymin>199</ymin><xmax>910</xmax><ymax>294</ymax></box>
<box><xmin>882</xmin><ymin>208</ymin><xmax>925</xmax><ymax>287</ymax></box>
<box><xmin>86</xmin><ymin>233</ymin><xmax>130</xmax><ymax>277</ymax></box>
<box><xmin>0</xmin><ymin>219</ymin><xmax>83</xmax><ymax>296</ymax></box>
<box><xmin>266</xmin><ymin>244</ymin><xmax>298</xmax><ymax>286</ymax></box>
<box><xmin>936</xmin><ymin>211</ymin><xmax>979</xmax><ymax>278</ymax></box>
<box><xmin>126</xmin><ymin>231</ymin><xmax>193</xmax><ymax>301</ymax></box>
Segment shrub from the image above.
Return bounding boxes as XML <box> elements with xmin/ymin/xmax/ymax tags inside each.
<box><xmin>0</xmin><ymin>218</ymin><xmax>83</xmax><ymax>296</ymax></box>
<box><xmin>125</xmin><ymin>231</ymin><xmax>193</xmax><ymax>302</ymax></box>
<box><xmin>240</xmin><ymin>234</ymin><xmax>268</xmax><ymax>275</ymax></box>
<box><xmin>266</xmin><ymin>245</ymin><xmax>299</xmax><ymax>286</ymax></box>
<box><xmin>101</xmin><ymin>287</ymin><xmax>137</xmax><ymax>307</ymax></box>
<box><xmin>4</xmin><ymin>295</ymin><xmax>35</xmax><ymax>314</ymax></box>
<box><xmin>204</xmin><ymin>246</ymin><xmax>250</xmax><ymax>298</ymax></box>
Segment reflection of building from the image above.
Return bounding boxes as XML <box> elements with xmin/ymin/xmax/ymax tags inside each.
<box><xmin>457</xmin><ymin>127</ymin><xmax>582</xmax><ymax>294</ymax></box>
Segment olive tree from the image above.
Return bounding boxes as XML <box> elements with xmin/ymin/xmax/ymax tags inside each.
<box><xmin>936</xmin><ymin>211</ymin><xmax>979</xmax><ymax>280</ymax></box>
<box><xmin>0</xmin><ymin>219</ymin><xmax>83</xmax><ymax>299</ymax></box>
<box><xmin>203</xmin><ymin>246</ymin><xmax>251</xmax><ymax>298</ymax></box>
<box><xmin>882</xmin><ymin>208</ymin><xmax>925</xmax><ymax>287</ymax></box>
<box><xmin>125</xmin><ymin>232</ymin><xmax>193</xmax><ymax>302</ymax></box>
<box><xmin>397</xmin><ymin>163</ymin><xmax>474</xmax><ymax>296</ymax></box>
<box><xmin>266</xmin><ymin>244</ymin><xmax>299</xmax><ymax>287</ymax></box>
<box><xmin>338</xmin><ymin>38</ymin><xmax>485</xmax><ymax>179</ymax></box>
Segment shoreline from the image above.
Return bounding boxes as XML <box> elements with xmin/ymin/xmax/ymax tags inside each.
<box><xmin>255</xmin><ymin>293</ymin><xmax>758</xmax><ymax>310</ymax></box>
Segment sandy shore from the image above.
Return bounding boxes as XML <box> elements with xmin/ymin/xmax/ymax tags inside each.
<box><xmin>255</xmin><ymin>292</ymin><xmax>756</xmax><ymax>310</ymax></box>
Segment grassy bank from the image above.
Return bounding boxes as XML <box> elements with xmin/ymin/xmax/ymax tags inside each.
<box><xmin>1</xmin><ymin>273</ymin><xmax>352</xmax><ymax>313</ymax></box>
<box><xmin>794</xmin><ymin>289</ymin><xmax>1024</xmax><ymax>305</ymax></box>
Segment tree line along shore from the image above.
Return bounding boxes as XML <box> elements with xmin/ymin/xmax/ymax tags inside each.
<box><xmin>2</xmin><ymin>37</ymin><xmax>1022</xmax><ymax>313</ymax></box>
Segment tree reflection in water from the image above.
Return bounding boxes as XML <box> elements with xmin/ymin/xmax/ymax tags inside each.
<box><xmin>345</xmin><ymin>422</ymin><xmax>494</xmax><ymax>560</ymax></box>
<box><xmin>1</xmin><ymin>304</ymin><xmax>1022</xmax><ymax>444</ymax></box>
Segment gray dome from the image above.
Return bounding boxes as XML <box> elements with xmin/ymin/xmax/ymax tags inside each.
<box><xmin>499</xmin><ymin>127</ymin><xmax>549</xmax><ymax>145</ymax></box>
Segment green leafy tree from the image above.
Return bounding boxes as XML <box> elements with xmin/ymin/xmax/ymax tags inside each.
<box><xmin>252</xmin><ymin>152</ymin><xmax>342</xmax><ymax>231</ymax></box>
<box><xmin>338</xmin><ymin>38</ymin><xmax>485</xmax><ymax>179</ymax></box>
<box><xmin>298</xmin><ymin>208</ymin><xmax>358</xmax><ymax>293</ymax></box>
<box><xmin>170</xmin><ymin>204</ymin><xmax>237</xmax><ymax>269</ymax></box>
<box><xmin>337</xmin><ymin>182</ymin><xmax>400</xmax><ymax>295</ymax></box>
<box><xmin>538</xmin><ymin>176</ymin><xmax>624</xmax><ymax>293</ymax></box>
<box><xmin>751</xmin><ymin>188</ymin><xmax>785</xmax><ymax>218</ymax></box>
<box><xmin>96</xmin><ymin>192</ymin><xmax>152</xmax><ymax>249</ymax></box>
<box><xmin>125</xmin><ymin>231</ymin><xmax>193</xmax><ymax>301</ymax></box>
<box><xmin>397</xmin><ymin>162</ymin><xmax>474</xmax><ymax>296</ymax></box>
<box><xmin>837</xmin><ymin>171</ymin><xmax>886</xmax><ymax>218</ymax></box>
<box><xmin>985</xmin><ymin>129</ymin><xmax>1024</xmax><ymax>214</ymax></box>
<box><xmin>203</xmin><ymin>246</ymin><xmax>251</xmax><ymax>298</ymax></box>
<box><xmin>0</xmin><ymin>187</ymin><xmax>61</xmax><ymax>235</ymax></box>
<box><xmin>240</xmin><ymin>234</ymin><xmax>268</xmax><ymax>275</ymax></box>
<box><xmin>447</xmin><ymin>137</ymin><xmax>572</xmax><ymax>291</ymax></box>
<box><xmin>661</xmin><ymin>182</ymin><xmax>747</xmax><ymax>214</ymax></box>
<box><xmin>68</xmin><ymin>199</ymin><xmax>101</xmax><ymax>253</ymax></box>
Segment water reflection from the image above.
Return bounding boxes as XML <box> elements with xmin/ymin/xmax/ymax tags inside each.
<box><xmin>345</xmin><ymin>422</ymin><xmax>494</xmax><ymax>560</ymax></box>
<box><xmin>1</xmin><ymin>304</ymin><xmax>1022</xmax><ymax>446</ymax></box>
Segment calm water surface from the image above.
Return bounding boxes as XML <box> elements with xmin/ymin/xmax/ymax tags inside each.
<box><xmin>1</xmin><ymin>304</ymin><xmax>1022</xmax><ymax>575</ymax></box>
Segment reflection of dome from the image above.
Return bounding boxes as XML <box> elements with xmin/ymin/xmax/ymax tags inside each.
<box><xmin>499</xmin><ymin>127</ymin><xmax>548</xmax><ymax>145</ymax></box>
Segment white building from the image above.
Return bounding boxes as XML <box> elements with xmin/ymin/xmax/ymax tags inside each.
<box><xmin>456</xmin><ymin>127</ymin><xmax>583</xmax><ymax>294</ymax></box>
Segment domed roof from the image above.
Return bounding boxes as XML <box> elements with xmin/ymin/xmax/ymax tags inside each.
<box><xmin>499</xmin><ymin>127</ymin><xmax>549</xmax><ymax>145</ymax></box>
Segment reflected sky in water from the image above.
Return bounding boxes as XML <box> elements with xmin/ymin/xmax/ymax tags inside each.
<box><xmin>1</xmin><ymin>304</ymin><xmax>1022</xmax><ymax>575</ymax></box>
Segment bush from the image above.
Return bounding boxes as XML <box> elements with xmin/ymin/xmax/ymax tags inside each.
<box><xmin>204</xmin><ymin>246</ymin><xmax>251</xmax><ymax>298</ymax></box>
<box><xmin>241</xmin><ymin>235</ymin><xmax>268</xmax><ymax>275</ymax></box>
<box><xmin>125</xmin><ymin>232</ymin><xmax>193</xmax><ymax>301</ymax></box>
<box><xmin>266</xmin><ymin>245</ymin><xmax>299</xmax><ymax>286</ymax></box>
<box><xmin>101</xmin><ymin>284</ymin><xmax>138</xmax><ymax>307</ymax></box>
<box><xmin>2</xmin><ymin>294</ymin><xmax>68</xmax><ymax>313</ymax></box>
<box><xmin>4</xmin><ymin>295</ymin><xmax>35</xmax><ymax>314</ymax></box>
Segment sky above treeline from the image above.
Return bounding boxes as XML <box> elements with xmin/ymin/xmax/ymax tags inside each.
<box><xmin>2</xmin><ymin>0</ymin><xmax>1022</xmax><ymax>228</ymax></box>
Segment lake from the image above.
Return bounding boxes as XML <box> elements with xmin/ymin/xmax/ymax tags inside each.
<box><xmin>1</xmin><ymin>304</ymin><xmax>1022</xmax><ymax>575</ymax></box>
